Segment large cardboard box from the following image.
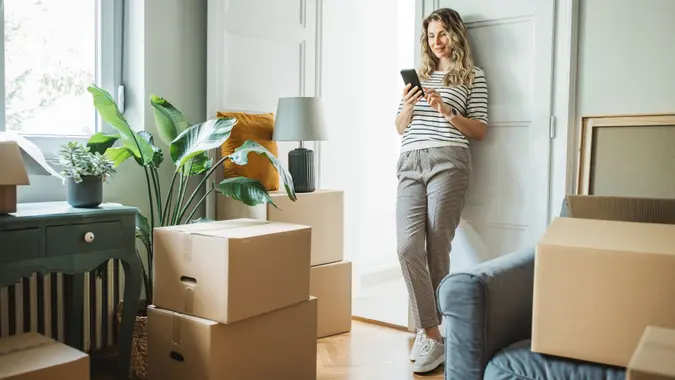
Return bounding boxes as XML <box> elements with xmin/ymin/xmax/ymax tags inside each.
<box><xmin>153</xmin><ymin>218</ymin><xmax>311</xmax><ymax>324</ymax></box>
<box><xmin>532</xmin><ymin>196</ymin><xmax>675</xmax><ymax>367</ymax></box>
<box><xmin>311</xmin><ymin>260</ymin><xmax>352</xmax><ymax>338</ymax></box>
<box><xmin>147</xmin><ymin>298</ymin><xmax>318</xmax><ymax>380</ymax></box>
<box><xmin>217</xmin><ymin>190</ymin><xmax>344</xmax><ymax>266</ymax></box>
<box><xmin>0</xmin><ymin>332</ymin><xmax>89</xmax><ymax>380</ymax></box>
<box><xmin>627</xmin><ymin>326</ymin><xmax>675</xmax><ymax>379</ymax></box>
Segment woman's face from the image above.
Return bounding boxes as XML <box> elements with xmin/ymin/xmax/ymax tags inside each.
<box><xmin>427</xmin><ymin>20</ymin><xmax>451</xmax><ymax>60</ymax></box>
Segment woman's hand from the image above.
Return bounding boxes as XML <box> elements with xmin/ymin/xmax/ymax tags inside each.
<box><xmin>424</xmin><ymin>87</ymin><xmax>487</xmax><ymax>140</ymax></box>
<box><xmin>424</xmin><ymin>88</ymin><xmax>451</xmax><ymax>116</ymax></box>
<box><xmin>395</xmin><ymin>84</ymin><xmax>421</xmax><ymax>135</ymax></box>
<box><xmin>402</xmin><ymin>84</ymin><xmax>423</xmax><ymax>109</ymax></box>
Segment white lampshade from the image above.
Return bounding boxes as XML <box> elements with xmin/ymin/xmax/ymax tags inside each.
<box><xmin>0</xmin><ymin>141</ymin><xmax>29</xmax><ymax>186</ymax></box>
<box><xmin>273</xmin><ymin>97</ymin><xmax>328</xmax><ymax>142</ymax></box>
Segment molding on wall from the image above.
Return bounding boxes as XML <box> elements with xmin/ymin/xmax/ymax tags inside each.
<box><xmin>549</xmin><ymin>0</ymin><xmax>580</xmax><ymax>220</ymax></box>
<box><xmin>204</xmin><ymin>0</ymin><xmax>324</xmax><ymax>219</ymax></box>
<box><xmin>315</xmin><ymin>0</ymin><xmax>324</xmax><ymax>187</ymax></box>
<box><xmin>205</xmin><ymin>0</ymin><xmax>220</xmax><ymax>220</ymax></box>
<box><xmin>563</xmin><ymin>0</ymin><xmax>580</xmax><ymax>195</ymax></box>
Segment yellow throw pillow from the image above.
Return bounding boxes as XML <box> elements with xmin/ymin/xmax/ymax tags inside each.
<box><xmin>217</xmin><ymin>111</ymin><xmax>280</xmax><ymax>191</ymax></box>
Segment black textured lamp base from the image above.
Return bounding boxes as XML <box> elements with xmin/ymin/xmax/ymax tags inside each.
<box><xmin>288</xmin><ymin>147</ymin><xmax>315</xmax><ymax>193</ymax></box>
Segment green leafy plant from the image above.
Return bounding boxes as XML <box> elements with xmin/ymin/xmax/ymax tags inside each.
<box><xmin>58</xmin><ymin>141</ymin><xmax>116</xmax><ymax>183</ymax></box>
<box><xmin>85</xmin><ymin>84</ymin><xmax>296</xmax><ymax>306</ymax></box>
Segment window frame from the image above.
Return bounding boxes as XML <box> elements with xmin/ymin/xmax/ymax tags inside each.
<box><xmin>0</xmin><ymin>0</ymin><xmax>124</xmax><ymax>158</ymax></box>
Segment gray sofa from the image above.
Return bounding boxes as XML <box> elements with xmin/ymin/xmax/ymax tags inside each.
<box><xmin>437</xmin><ymin>203</ymin><xmax>627</xmax><ymax>379</ymax></box>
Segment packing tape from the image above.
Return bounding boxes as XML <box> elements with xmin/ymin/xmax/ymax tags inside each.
<box><xmin>172</xmin><ymin>312</ymin><xmax>181</xmax><ymax>346</ymax></box>
<box><xmin>181</xmin><ymin>231</ymin><xmax>192</xmax><ymax>262</ymax></box>
<box><xmin>183</xmin><ymin>286</ymin><xmax>195</xmax><ymax>314</ymax></box>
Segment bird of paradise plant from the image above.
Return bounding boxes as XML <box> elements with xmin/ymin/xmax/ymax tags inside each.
<box><xmin>85</xmin><ymin>84</ymin><xmax>296</xmax><ymax>306</ymax></box>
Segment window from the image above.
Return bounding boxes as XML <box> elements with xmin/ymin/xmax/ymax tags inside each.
<box><xmin>0</xmin><ymin>0</ymin><xmax>123</xmax><ymax>155</ymax></box>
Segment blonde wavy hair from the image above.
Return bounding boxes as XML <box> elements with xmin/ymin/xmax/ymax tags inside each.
<box><xmin>419</xmin><ymin>8</ymin><xmax>475</xmax><ymax>87</ymax></box>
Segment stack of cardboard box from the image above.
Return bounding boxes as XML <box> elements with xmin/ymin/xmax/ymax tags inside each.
<box><xmin>217</xmin><ymin>189</ymin><xmax>353</xmax><ymax>339</ymax></box>
<box><xmin>531</xmin><ymin>195</ymin><xmax>675</xmax><ymax>375</ymax></box>
<box><xmin>267</xmin><ymin>190</ymin><xmax>352</xmax><ymax>339</ymax></box>
<box><xmin>147</xmin><ymin>219</ymin><xmax>317</xmax><ymax>380</ymax></box>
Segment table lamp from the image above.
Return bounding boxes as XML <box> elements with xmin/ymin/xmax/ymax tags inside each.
<box><xmin>273</xmin><ymin>97</ymin><xmax>328</xmax><ymax>193</ymax></box>
<box><xmin>0</xmin><ymin>141</ymin><xmax>30</xmax><ymax>214</ymax></box>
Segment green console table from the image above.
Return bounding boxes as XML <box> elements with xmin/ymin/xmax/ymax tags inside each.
<box><xmin>0</xmin><ymin>201</ymin><xmax>143</xmax><ymax>378</ymax></box>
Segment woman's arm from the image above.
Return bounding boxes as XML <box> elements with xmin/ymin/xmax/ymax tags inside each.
<box><xmin>395</xmin><ymin>106</ymin><xmax>414</xmax><ymax>135</ymax></box>
<box><xmin>394</xmin><ymin>84</ymin><xmax>423</xmax><ymax>135</ymax></box>
<box><xmin>425</xmin><ymin>69</ymin><xmax>489</xmax><ymax>141</ymax></box>
<box><xmin>441</xmin><ymin>109</ymin><xmax>487</xmax><ymax>141</ymax></box>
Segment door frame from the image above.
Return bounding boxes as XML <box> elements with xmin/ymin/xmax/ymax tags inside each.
<box><xmin>408</xmin><ymin>0</ymin><xmax>580</xmax><ymax>332</ymax></box>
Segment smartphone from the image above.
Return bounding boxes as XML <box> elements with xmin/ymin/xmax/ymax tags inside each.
<box><xmin>400</xmin><ymin>69</ymin><xmax>425</xmax><ymax>96</ymax></box>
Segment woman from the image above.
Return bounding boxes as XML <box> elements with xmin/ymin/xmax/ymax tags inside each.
<box><xmin>394</xmin><ymin>8</ymin><xmax>488</xmax><ymax>374</ymax></box>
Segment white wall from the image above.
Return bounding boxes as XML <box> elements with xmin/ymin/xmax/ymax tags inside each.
<box><xmin>17</xmin><ymin>0</ymin><xmax>207</xmax><ymax>225</ymax></box>
<box><xmin>321</xmin><ymin>0</ymin><xmax>414</xmax><ymax>281</ymax></box>
<box><xmin>568</xmin><ymin>0</ymin><xmax>675</xmax><ymax>190</ymax></box>
<box><xmin>319</xmin><ymin>0</ymin><xmax>365</xmax><ymax>285</ymax></box>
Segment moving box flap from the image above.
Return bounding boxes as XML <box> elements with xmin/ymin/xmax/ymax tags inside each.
<box><xmin>566</xmin><ymin>195</ymin><xmax>675</xmax><ymax>224</ymax></box>
<box><xmin>628</xmin><ymin>326</ymin><xmax>675</xmax><ymax>377</ymax></box>
<box><xmin>539</xmin><ymin>217</ymin><xmax>675</xmax><ymax>256</ymax></box>
<box><xmin>199</xmin><ymin>220</ymin><xmax>310</xmax><ymax>239</ymax></box>
<box><xmin>149</xmin><ymin>305</ymin><xmax>218</xmax><ymax>327</ymax></box>
<box><xmin>0</xmin><ymin>333</ymin><xmax>53</xmax><ymax>355</ymax></box>
<box><xmin>0</xmin><ymin>333</ymin><xmax>88</xmax><ymax>379</ymax></box>
<box><xmin>155</xmin><ymin>218</ymin><xmax>268</xmax><ymax>233</ymax></box>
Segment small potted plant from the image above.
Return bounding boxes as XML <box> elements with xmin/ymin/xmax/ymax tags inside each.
<box><xmin>58</xmin><ymin>141</ymin><xmax>116</xmax><ymax>208</ymax></box>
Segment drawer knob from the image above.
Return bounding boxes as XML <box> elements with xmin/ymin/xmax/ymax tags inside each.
<box><xmin>84</xmin><ymin>232</ymin><xmax>95</xmax><ymax>243</ymax></box>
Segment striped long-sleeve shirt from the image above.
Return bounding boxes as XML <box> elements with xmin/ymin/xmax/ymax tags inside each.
<box><xmin>397</xmin><ymin>67</ymin><xmax>488</xmax><ymax>152</ymax></box>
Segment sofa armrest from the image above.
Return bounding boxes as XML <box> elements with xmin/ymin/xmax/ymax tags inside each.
<box><xmin>438</xmin><ymin>246</ymin><xmax>535</xmax><ymax>380</ymax></box>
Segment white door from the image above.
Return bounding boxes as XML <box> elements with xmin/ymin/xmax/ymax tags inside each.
<box><xmin>417</xmin><ymin>0</ymin><xmax>556</xmax><ymax>258</ymax></box>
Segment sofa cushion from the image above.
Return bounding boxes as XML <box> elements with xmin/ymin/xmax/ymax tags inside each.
<box><xmin>484</xmin><ymin>339</ymin><xmax>625</xmax><ymax>380</ymax></box>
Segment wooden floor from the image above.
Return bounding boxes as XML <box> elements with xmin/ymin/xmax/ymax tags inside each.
<box><xmin>317</xmin><ymin>320</ymin><xmax>444</xmax><ymax>379</ymax></box>
<box><xmin>93</xmin><ymin>320</ymin><xmax>443</xmax><ymax>380</ymax></box>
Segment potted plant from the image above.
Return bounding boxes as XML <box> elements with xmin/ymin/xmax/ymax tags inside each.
<box><xmin>84</xmin><ymin>84</ymin><xmax>295</xmax><ymax>379</ymax></box>
<box><xmin>58</xmin><ymin>141</ymin><xmax>116</xmax><ymax>208</ymax></box>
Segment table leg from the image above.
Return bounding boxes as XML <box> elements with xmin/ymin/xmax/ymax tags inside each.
<box><xmin>118</xmin><ymin>256</ymin><xmax>143</xmax><ymax>378</ymax></box>
<box><xmin>65</xmin><ymin>273</ymin><xmax>84</xmax><ymax>350</ymax></box>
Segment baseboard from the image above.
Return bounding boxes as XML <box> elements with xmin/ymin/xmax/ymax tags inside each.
<box><xmin>351</xmin><ymin>316</ymin><xmax>411</xmax><ymax>332</ymax></box>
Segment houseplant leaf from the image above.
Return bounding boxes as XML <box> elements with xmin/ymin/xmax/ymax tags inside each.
<box><xmin>105</xmin><ymin>147</ymin><xmax>133</xmax><ymax>167</ymax></box>
<box><xmin>169</xmin><ymin>117</ymin><xmax>237</xmax><ymax>170</ymax></box>
<box><xmin>215</xmin><ymin>177</ymin><xmax>277</xmax><ymax>207</ymax></box>
<box><xmin>150</xmin><ymin>95</ymin><xmax>191</xmax><ymax>146</ymax></box>
<box><xmin>138</xmin><ymin>131</ymin><xmax>164</xmax><ymax>168</ymax></box>
<box><xmin>87</xmin><ymin>84</ymin><xmax>156</xmax><ymax>167</ymax></box>
<box><xmin>87</xmin><ymin>132</ymin><xmax>119</xmax><ymax>155</ymax></box>
<box><xmin>182</xmin><ymin>153</ymin><xmax>213</xmax><ymax>176</ymax></box>
<box><xmin>226</xmin><ymin>140</ymin><xmax>297</xmax><ymax>201</ymax></box>
<box><xmin>135</xmin><ymin>212</ymin><xmax>151</xmax><ymax>250</ymax></box>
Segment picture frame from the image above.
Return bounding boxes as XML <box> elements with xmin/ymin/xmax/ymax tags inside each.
<box><xmin>576</xmin><ymin>113</ymin><xmax>675</xmax><ymax>195</ymax></box>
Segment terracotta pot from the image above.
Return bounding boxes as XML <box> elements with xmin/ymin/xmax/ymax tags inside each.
<box><xmin>116</xmin><ymin>300</ymin><xmax>149</xmax><ymax>380</ymax></box>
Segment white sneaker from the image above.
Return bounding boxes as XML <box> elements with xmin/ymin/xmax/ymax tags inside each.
<box><xmin>409</xmin><ymin>330</ymin><xmax>427</xmax><ymax>361</ymax></box>
<box><xmin>412</xmin><ymin>338</ymin><xmax>445</xmax><ymax>373</ymax></box>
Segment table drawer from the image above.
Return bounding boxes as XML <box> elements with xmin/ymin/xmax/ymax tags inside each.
<box><xmin>0</xmin><ymin>228</ymin><xmax>40</xmax><ymax>263</ymax></box>
<box><xmin>46</xmin><ymin>221</ymin><xmax>124</xmax><ymax>257</ymax></box>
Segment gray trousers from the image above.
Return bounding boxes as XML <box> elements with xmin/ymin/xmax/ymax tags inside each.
<box><xmin>396</xmin><ymin>145</ymin><xmax>471</xmax><ymax>329</ymax></box>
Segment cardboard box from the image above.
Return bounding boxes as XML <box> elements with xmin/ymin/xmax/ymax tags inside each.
<box><xmin>217</xmin><ymin>190</ymin><xmax>344</xmax><ymax>266</ymax></box>
<box><xmin>0</xmin><ymin>332</ymin><xmax>89</xmax><ymax>380</ymax></box>
<box><xmin>153</xmin><ymin>218</ymin><xmax>311</xmax><ymax>324</ymax></box>
<box><xmin>147</xmin><ymin>298</ymin><xmax>318</xmax><ymax>380</ymax></box>
<box><xmin>311</xmin><ymin>261</ymin><xmax>352</xmax><ymax>338</ymax></box>
<box><xmin>627</xmin><ymin>326</ymin><xmax>675</xmax><ymax>379</ymax></box>
<box><xmin>532</xmin><ymin>214</ymin><xmax>675</xmax><ymax>367</ymax></box>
